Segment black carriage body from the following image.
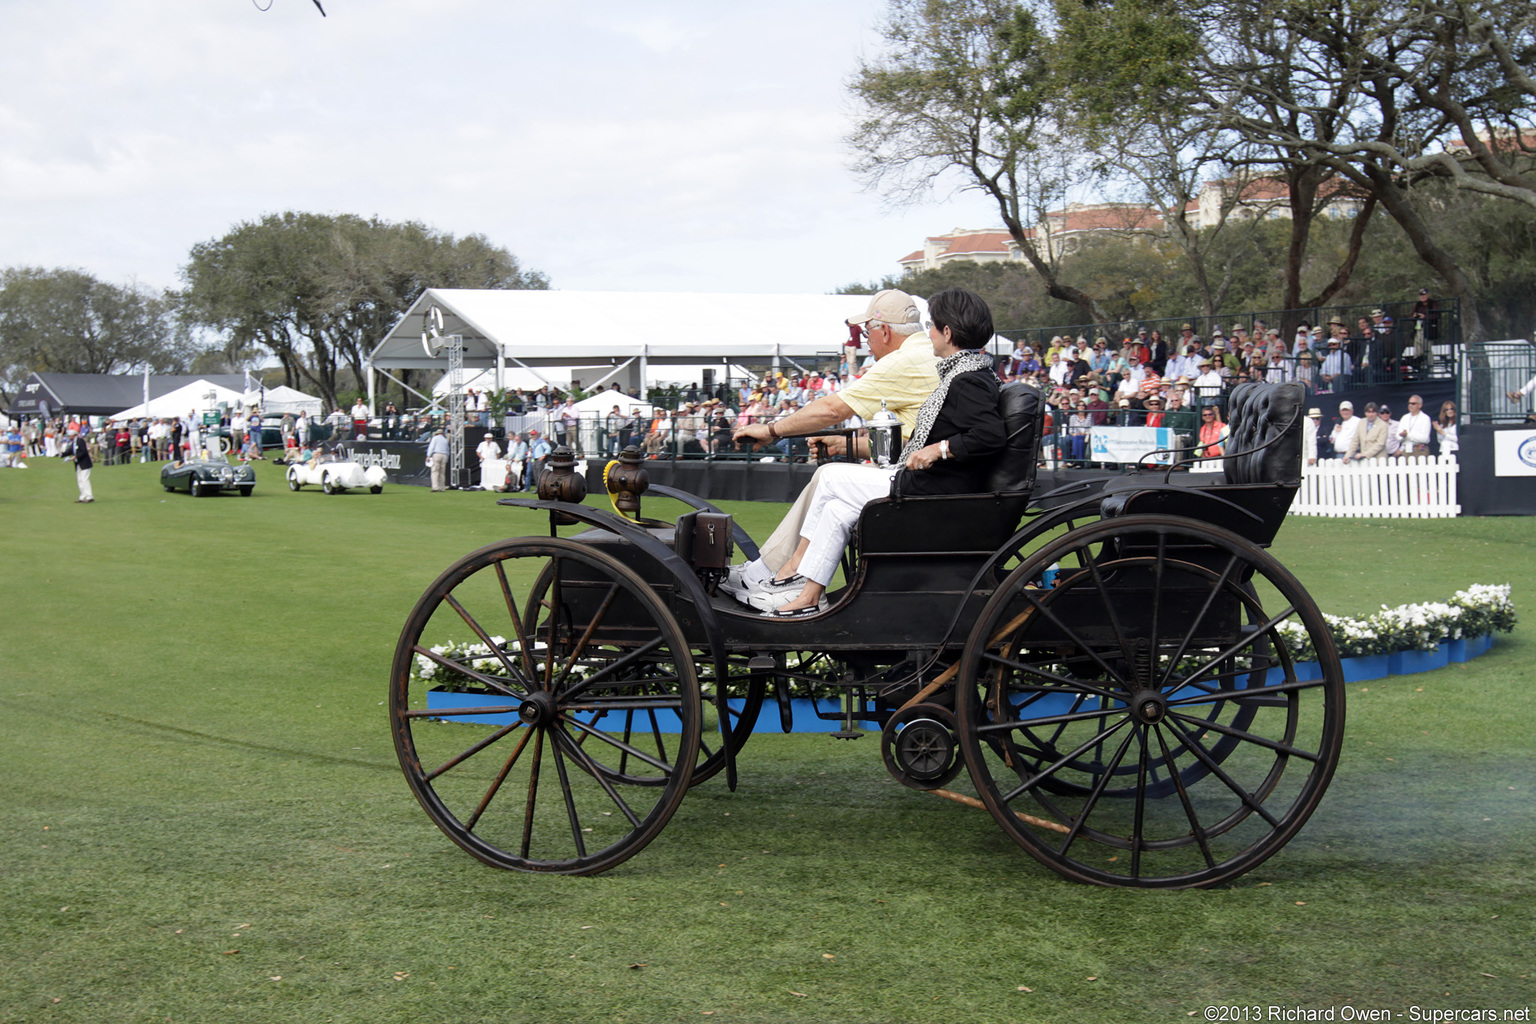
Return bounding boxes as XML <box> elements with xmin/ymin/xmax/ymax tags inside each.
<box><xmin>553</xmin><ymin>494</ymin><xmax>1031</xmax><ymax>655</ymax></box>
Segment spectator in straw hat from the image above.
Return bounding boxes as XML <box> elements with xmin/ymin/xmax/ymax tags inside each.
<box><xmin>1320</xmin><ymin>336</ymin><xmax>1353</xmax><ymax>391</ymax></box>
<box><xmin>1303</xmin><ymin>407</ymin><xmax>1321</xmax><ymax>465</ymax></box>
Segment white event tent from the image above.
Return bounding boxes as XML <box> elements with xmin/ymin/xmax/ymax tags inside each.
<box><xmin>109</xmin><ymin>380</ymin><xmax>246</xmax><ymax>421</ymax></box>
<box><xmin>248</xmin><ymin>384</ymin><xmax>323</xmax><ymax>417</ymax></box>
<box><xmin>367</xmin><ymin>289</ymin><xmax>887</xmax><ymax>409</ymax></box>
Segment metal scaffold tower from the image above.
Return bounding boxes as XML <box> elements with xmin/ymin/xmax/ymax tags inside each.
<box><xmin>446</xmin><ymin>333</ymin><xmax>465</xmax><ymax>488</ymax></box>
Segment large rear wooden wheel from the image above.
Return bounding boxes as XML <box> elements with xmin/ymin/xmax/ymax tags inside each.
<box><xmin>955</xmin><ymin>515</ymin><xmax>1344</xmax><ymax>888</ymax></box>
<box><xmin>390</xmin><ymin>537</ymin><xmax>700</xmax><ymax>874</ymax></box>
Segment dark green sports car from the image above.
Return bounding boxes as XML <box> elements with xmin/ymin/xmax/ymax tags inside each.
<box><xmin>160</xmin><ymin>456</ymin><xmax>256</xmax><ymax>497</ymax></box>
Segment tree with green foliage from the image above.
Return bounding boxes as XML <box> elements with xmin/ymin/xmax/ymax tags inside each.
<box><xmin>179</xmin><ymin>213</ymin><xmax>548</xmax><ymax>409</ymax></box>
<box><xmin>849</xmin><ymin>0</ymin><xmax>1380</xmax><ymax>325</ymax></box>
<box><xmin>0</xmin><ymin>267</ymin><xmax>195</xmax><ymax>390</ymax></box>
<box><xmin>849</xmin><ymin>0</ymin><xmax>1111</xmax><ymax>323</ymax></box>
<box><xmin>1054</xmin><ymin>0</ymin><xmax>1380</xmax><ymax>317</ymax></box>
<box><xmin>1188</xmin><ymin>0</ymin><xmax>1536</xmax><ymax>340</ymax></box>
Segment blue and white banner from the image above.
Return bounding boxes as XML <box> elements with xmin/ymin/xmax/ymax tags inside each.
<box><xmin>1493</xmin><ymin>428</ymin><xmax>1536</xmax><ymax>477</ymax></box>
<box><xmin>1089</xmin><ymin>426</ymin><xmax>1176</xmax><ymax>466</ymax></box>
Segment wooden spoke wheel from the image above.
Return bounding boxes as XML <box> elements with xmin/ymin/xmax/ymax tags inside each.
<box><xmin>955</xmin><ymin>514</ymin><xmax>1344</xmax><ymax>889</ymax></box>
<box><xmin>524</xmin><ymin>563</ymin><xmax>763</xmax><ymax>787</ymax></box>
<box><xmin>390</xmin><ymin>537</ymin><xmax>700</xmax><ymax>875</ymax></box>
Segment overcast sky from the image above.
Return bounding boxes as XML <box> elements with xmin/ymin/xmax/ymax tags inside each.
<box><xmin>0</xmin><ymin>0</ymin><xmax>1003</xmax><ymax>297</ymax></box>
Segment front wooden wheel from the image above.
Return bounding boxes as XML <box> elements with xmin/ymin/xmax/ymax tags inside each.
<box><xmin>390</xmin><ymin>537</ymin><xmax>700</xmax><ymax>874</ymax></box>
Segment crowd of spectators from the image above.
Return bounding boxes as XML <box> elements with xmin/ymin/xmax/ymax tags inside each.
<box><xmin>1</xmin><ymin>289</ymin><xmax>1498</xmax><ymax>480</ymax></box>
<box><xmin>988</xmin><ymin>298</ymin><xmax>1463</xmax><ymax>466</ymax></box>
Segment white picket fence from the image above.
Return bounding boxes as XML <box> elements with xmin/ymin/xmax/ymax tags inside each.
<box><xmin>1290</xmin><ymin>455</ymin><xmax>1460</xmax><ymax>518</ymax></box>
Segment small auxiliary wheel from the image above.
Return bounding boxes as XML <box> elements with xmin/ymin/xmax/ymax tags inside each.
<box><xmin>881</xmin><ymin>703</ymin><xmax>962</xmax><ymax>790</ymax></box>
<box><xmin>955</xmin><ymin>514</ymin><xmax>1344</xmax><ymax>889</ymax></box>
<box><xmin>390</xmin><ymin>537</ymin><xmax>701</xmax><ymax>874</ymax></box>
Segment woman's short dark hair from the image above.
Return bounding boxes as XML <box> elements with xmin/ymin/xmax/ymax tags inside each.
<box><xmin>927</xmin><ymin>287</ymin><xmax>994</xmax><ymax>350</ymax></box>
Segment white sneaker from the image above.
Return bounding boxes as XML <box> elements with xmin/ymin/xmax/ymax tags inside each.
<box><xmin>747</xmin><ymin>588</ymin><xmax>797</xmax><ymax>612</ymax></box>
<box><xmin>723</xmin><ymin>560</ymin><xmax>774</xmax><ymax>596</ymax></box>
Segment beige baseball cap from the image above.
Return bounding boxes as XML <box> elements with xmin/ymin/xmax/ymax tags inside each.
<box><xmin>847</xmin><ymin>289</ymin><xmax>920</xmax><ymax>328</ymax></box>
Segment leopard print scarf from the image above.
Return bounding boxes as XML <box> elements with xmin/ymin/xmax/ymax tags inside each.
<box><xmin>898</xmin><ymin>349</ymin><xmax>996</xmax><ymax>465</ymax></box>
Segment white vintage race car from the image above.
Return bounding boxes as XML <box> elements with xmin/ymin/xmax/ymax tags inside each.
<box><xmin>286</xmin><ymin>458</ymin><xmax>387</xmax><ymax>494</ymax></box>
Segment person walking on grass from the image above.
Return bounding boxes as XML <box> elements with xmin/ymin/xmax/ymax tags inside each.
<box><xmin>61</xmin><ymin>426</ymin><xmax>93</xmax><ymax>502</ymax></box>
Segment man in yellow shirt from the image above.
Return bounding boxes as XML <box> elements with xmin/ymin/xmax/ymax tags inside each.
<box><xmin>727</xmin><ymin>289</ymin><xmax>940</xmax><ymax>596</ymax></box>
<box><xmin>734</xmin><ymin>289</ymin><xmax>938</xmax><ymax>455</ymax></box>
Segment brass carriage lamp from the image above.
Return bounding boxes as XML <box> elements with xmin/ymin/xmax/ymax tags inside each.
<box><xmin>606</xmin><ymin>445</ymin><xmax>649</xmax><ymax>517</ymax></box>
<box><xmin>538</xmin><ymin>445</ymin><xmax>588</xmax><ymax>525</ymax></box>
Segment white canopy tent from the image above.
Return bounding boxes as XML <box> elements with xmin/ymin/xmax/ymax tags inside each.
<box><xmin>367</xmin><ymin>289</ymin><xmax>892</xmax><ymax>409</ymax></box>
<box><xmin>109</xmin><ymin>380</ymin><xmax>246</xmax><ymax>421</ymax></box>
<box><xmin>568</xmin><ymin>391</ymin><xmax>654</xmax><ymax>416</ymax></box>
<box><xmin>248</xmin><ymin>384</ymin><xmax>323</xmax><ymax>417</ymax></box>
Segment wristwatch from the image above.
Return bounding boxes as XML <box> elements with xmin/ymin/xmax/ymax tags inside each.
<box><xmin>939</xmin><ymin>439</ymin><xmax>950</xmax><ymax>460</ymax></box>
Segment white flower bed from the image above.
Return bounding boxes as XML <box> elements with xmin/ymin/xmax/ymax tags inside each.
<box><xmin>413</xmin><ymin>636</ymin><xmax>511</xmax><ymax>691</ymax></box>
<box><xmin>1276</xmin><ymin>584</ymin><xmax>1514</xmax><ymax>662</ymax></box>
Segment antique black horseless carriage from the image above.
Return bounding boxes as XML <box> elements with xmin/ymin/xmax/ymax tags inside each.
<box><xmin>390</xmin><ymin>381</ymin><xmax>1345</xmax><ymax>889</ymax></box>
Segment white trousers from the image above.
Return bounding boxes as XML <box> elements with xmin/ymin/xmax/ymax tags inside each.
<box><xmin>756</xmin><ymin>465</ymin><xmax>827</xmax><ymax>573</ymax></box>
<box><xmin>796</xmin><ymin>463</ymin><xmax>897</xmax><ymax>587</ymax></box>
<box><xmin>76</xmin><ymin>466</ymin><xmax>93</xmax><ymax>501</ymax></box>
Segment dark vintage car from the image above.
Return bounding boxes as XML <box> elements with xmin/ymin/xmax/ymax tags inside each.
<box><xmin>160</xmin><ymin>456</ymin><xmax>256</xmax><ymax>497</ymax></box>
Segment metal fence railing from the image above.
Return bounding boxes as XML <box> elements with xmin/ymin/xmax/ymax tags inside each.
<box><xmin>1460</xmin><ymin>339</ymin><xmax>1536</xmax><ymax>424</ymax></box>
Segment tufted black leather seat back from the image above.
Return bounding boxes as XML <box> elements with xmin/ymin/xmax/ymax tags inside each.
<box><xmin>1222</xmin><ymin>381</ymin><xmax>1306</xmax><ymax>486</ymax></box>
<box><xmin>983</xmin><ymin>381</ymin><xmax>1046</xmax><ymax>494</ymax></box>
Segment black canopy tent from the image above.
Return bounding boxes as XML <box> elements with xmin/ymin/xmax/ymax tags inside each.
<box><xmin>6</xmin><ymin>373</ymin><xmax>249</xmax><ymax>420</ymax></box>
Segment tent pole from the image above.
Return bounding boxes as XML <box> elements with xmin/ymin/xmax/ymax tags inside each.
<box><xmin>505</xmin><ymin>357</ymin><xmax>554</xmax><ymax>387</ymax></box>
<box><xmin>367</xmin><ymin>355</ymin><xmax>376</xmax><ymax>416</ymax></box>
<box><xmin>374</xmin><ymin>368</ymin><xmax>434</xmax><ymax>406</ymax></box>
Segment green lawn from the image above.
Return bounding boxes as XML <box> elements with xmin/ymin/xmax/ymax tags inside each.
<box><xmin>1</xmin><ymin>457</ymin><xmax>1532</xmax><ymax>1023</ymax></box>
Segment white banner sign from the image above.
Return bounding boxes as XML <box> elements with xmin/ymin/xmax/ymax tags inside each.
<box><xmin>1493</xmin><ymin>428</ymin><xmax>1536</xmax><ymax>476</ymax></box>
<box><xmin>1089</xmin><ymin>426</ymin><xmax>1176</xmax><ymax>466</ymax></box>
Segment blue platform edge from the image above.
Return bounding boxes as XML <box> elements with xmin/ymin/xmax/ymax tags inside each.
<box><xmin>423</xmin><ymin>693</ymin><xmax>850</xmax><ymax>734</ymax></box>
<box><xmin>424</xmin><ymin>635</ymin><xmax>1495</xmax><ymax>733</ymax></box>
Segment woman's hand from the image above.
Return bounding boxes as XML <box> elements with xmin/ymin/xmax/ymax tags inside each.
<box><xmin>904</xmin><ymin>443</ymin><xmax>944</xmax><ymax>471</ymax></box>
